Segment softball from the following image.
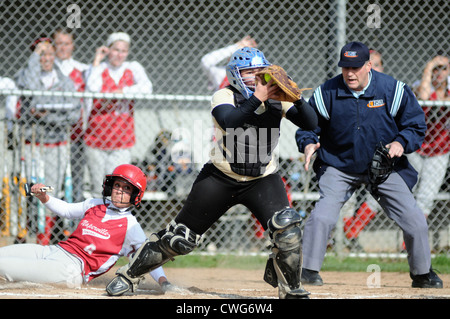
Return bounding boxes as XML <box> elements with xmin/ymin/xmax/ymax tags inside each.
<box><xmin>264</xmin><ymin>74</ymin><xmax>272</xmax><ymax>83</ymax></box>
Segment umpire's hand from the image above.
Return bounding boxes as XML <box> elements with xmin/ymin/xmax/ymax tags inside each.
<box><xmin>304</xmin><ymin>142</ymin><xmax>321</xmax><ymax>171</ymax></box>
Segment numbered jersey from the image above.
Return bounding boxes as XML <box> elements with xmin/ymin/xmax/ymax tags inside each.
<box><xmin>58</xmin><ymin>200</ymin><xmax>145</xmax><ymax>282</ymax></box>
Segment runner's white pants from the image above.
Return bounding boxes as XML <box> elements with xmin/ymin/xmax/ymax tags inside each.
<box><xmin>0</xmin><ymin>244</ymin><xmax>83</xmax><ymax>287</ymax></box>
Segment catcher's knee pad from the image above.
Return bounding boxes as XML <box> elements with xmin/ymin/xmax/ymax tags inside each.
<box><xmin>264</xmin><ymin>207</ymin><xmax>309</xmax><ymax>298</ymax></box>
<box><xmin>126</xmin><ymin>221</ymin><xmax>202</xmax><ymax>278</ymax></box>
<box><xmin>159</xmin><ymin>220</ymin><xmax>203</xmax><ymax>257</ymax></box>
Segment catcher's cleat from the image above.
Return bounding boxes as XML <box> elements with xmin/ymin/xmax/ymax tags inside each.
<box><xmin>410</xmin><ymin>269</ymin><xmax>443</xmax><ymax>288</ymax></box>
<box><xmin>106</xmin><ymin>275</ymin><xmax>134</xmax><ymax>296</ymax></box>
<box><xmin>283</xmin><ymin>288</ymin><xmax>311</xmax><ymax>299</ymax></box>
<box><xmin>301</xmin><ymin>268</ymin><xmax>323</xmax><ymax>286</ymax></box>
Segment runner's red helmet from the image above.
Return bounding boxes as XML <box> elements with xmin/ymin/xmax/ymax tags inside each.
<box><xmin>102</xmin><ymin>164</ymin><xmax>147</xmax><ymax>206</ymax></box>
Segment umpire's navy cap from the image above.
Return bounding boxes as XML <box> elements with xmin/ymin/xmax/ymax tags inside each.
<box><xmin>338</xmin><ymin>41</ymin><xmax>370</xmax><ymax>68</ymax></box>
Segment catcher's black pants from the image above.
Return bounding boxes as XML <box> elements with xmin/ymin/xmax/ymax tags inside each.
<box><xmin>175</xmin><ymin>163</ymin><xmax>290</xmax><ymax>235</ymax></box>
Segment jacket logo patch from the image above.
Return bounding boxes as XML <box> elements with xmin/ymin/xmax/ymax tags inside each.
<box><xmin>367</xmin><ymin>99</ymin><xmax>385</xmax><ymax>108</ymax></box>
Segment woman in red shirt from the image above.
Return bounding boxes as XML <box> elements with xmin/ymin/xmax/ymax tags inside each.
<box><xmin>409</xmin><ymin>54</ymin><xmax>450</xmax><ymax>218</ymax></box>
<box><xmin>85</xmin><ymin>32</ymin><xmax>153</xmax><ymax>197</ymax></box>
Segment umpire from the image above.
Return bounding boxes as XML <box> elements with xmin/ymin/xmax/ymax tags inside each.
<box><xmin>295</xmin><ymin>42</ymin><xmax>443</xmax><ymax>288</ymax></box>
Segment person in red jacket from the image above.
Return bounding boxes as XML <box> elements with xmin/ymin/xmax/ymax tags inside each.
<box><xmin>85</xmin><ymin>32</ymin><xmax>153</xmax><ymax>197</ymax></box>
<box><xmin>409</xmin><ymin>54</ymin><xmax>449</xmax><ymax>218</ymax></box>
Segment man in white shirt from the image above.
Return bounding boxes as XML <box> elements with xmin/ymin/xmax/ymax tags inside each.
<box><xmin>201</xmin><ymin>35</ymin><xmax>257</xmax><ymax>91</ymax></box>
<box><xmin>0</xmin><ymin>76</ymin><xmax>18</xmax><ymax>145</ymax></box>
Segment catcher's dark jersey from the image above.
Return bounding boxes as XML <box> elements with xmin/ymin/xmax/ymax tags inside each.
<box><xmin>210</xmin><ymin>87</ymin><xmax>315</xmax><ymax>181</ymax></box>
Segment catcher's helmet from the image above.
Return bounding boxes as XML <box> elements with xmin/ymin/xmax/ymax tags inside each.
<box><xmin>102</xmin><ymin>164</ymin><xmax>147</xmax><ymax>206</ymax></box>
<box><xmin>226</xmin><ymin>47</ymin><xmax>271</xmax><ymax>99</ymax></box>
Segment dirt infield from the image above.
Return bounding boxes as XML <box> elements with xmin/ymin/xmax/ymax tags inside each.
<box><xmin>0</xmin><ymin>267</ymin><xmax>449</xmax><ymax>299</ymax></box>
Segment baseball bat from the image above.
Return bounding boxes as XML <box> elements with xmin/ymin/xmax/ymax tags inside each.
<box><xmin>63</xmin><ymin>126</ymin><xmax>73</xmax><ymax>236</ymax></box>
<box><xmin>10</xmin><ymin>122</ymin><xmax>19</xmax><ymax>238</ymax></box>
<box><xmin>36</xmin><ymin>128</ymin><xmax>46</xmax><ymax>239</ymax></box>
<box><xmin>24</xmin><ymin>183</ymin><xmax>54</xmax><ymax>196</ymax></box>
<box><xmin>29</xmin><ymin>124</ymin><xmax>37</xmax><ymax>234</ymax></box>
<box><xmin>64</xmin><ymin>126</ymin><xmax>73</xmax><ymax>203</ymax></box>
<box><xmin>17</xmin><ymin>126</ymin><xmax>28</xmax><ymax>241</ymax></box>
<box><xmin>1</xmin><ymin>125</ymin><xmax>11</xmax><ymax>236</ymax></box>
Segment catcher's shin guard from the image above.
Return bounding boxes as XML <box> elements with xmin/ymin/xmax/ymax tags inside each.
<box><xmin>106</xmin><ymin>233</ymin><xmax>164</xmax><ymax>296</ymax></box>
<box><xmin>106</xmin><ymin>221</ymin><xmax>202</xmax><ymax>296</ymax></box>
<box><xmin>263</xmin><ymin>208</ymin><xmax>310</xmax><ymax>299</ymax></box>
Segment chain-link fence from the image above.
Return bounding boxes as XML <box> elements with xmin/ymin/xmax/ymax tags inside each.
<box><xmin>0</xmin><ymin>0</ymin><xmax>449</xmax><ymax>257</ymax></box>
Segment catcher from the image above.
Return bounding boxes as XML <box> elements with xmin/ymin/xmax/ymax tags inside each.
<box><xmin>105</xmin><ymin>47</ymin><xmax>318</xmax><ymax>299</ymax></box>
<box><xmin>295</xmin><ymin>41</ymin><xmax>443</xmax><ymax>288</ymax></box>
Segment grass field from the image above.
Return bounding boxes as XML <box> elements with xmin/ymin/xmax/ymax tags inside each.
<box><xmin>116</xmin><ymin>253</ymin><xmax>450</xmax><ymax>273</ymax></box>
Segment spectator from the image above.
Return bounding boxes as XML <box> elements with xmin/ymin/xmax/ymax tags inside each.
<box><xmin>138</xmin><ymin>129</ymin><xmax>197</xmax><ymax>196</ymax></box>
<box><xmin>0</xmin><ymin>164</ymin><xmax>172</xmax><ymax>292</ymax></box>
<box><xmin>295</xmin><ymin>41</ymin><xmax>442</xmax><ymax>288</ymax></box>
<box><xmin>52</xmin><ymin>28</ymin><xmax>89</xmax><ymax>203</ymax></box>
<box><xmin>369</xmin><ymin>48</ymin><xmax>384</xmax><ymax>73</ymax></box>
<box><xmin>14</xmin><ymin>37</ymin><xmax>81</xmax><ymax>244</ymax></box>
<box><xmin>138</xmin><ymin>130</ymin><xmax>173</xmax><ymax>191</ymax></box>
<box><xmin>0</xmin><ymin>76</ymin><xmax>18</xmax><ymax>149</ymax></box>
<box><xmin>409</xmin><ymin>54</ymin><xmax>449</xmax><ymax>219</ymax></box>
<box><xmin>84</xmin><ymin>32</ymin><xmax>153</xmax><ymax>197</ymax></box>
<box><xmin>161</xmin><ymin>130</ymin><xmax>196</xmax><ymax>196</ymax></box>
<box><xmin>201</xmin><ymin>35</ymin><xmax>257</xmax><ymax>92</ymax></box>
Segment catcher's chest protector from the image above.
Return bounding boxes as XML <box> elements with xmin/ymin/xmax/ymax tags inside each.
<box><xmin>223</xmin><ymin>94</ymin><xmax>282</xmax><ymax>177</ymax></box>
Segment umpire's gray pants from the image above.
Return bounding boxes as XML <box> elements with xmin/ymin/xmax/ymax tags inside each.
<box><xmin>302</xmin><ymin>166</ymin><xmax>431</xmax><ymax>275</ymax></box>
<box><xmin>0</xmin><ymin>244</ymin><xmax>83</xmax><ymax>287</ymax></box>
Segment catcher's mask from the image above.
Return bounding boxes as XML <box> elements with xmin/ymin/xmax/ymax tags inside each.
<box><xmin>102</xmin><ymin>164</ymin><xmax>147</xmax><ymax>207</ymax></box>
<box><xmin>226</xmin><ymin>47</ymin><xmax>271</xmax><ymax>99</ymax></box>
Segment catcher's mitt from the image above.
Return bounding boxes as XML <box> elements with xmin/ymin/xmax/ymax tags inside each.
<box><xmin>256</xmin><ymin>65</ymin><xmax>311</xmax><ymax>102</ymax></box>
<box><xmin>367</xmin><ymin>142</ymin><xmax>395</xmax><ymax>198</ymax></box>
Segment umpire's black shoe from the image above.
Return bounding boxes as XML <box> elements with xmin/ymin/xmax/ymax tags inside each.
<box><xmin>301</xmin><ymin>268</ymin><xmax>323</xmax><ymax>286</ymax></box>
<box><xmin>410</xmin><ymin>269</ymin><xmax>443</xmax><ymax>288</ymax></box>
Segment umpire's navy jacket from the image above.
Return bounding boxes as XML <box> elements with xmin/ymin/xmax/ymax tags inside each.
<box><xmin>295</xmin><ymin>70</ymin><xmax>426</xmax><ymax>190</ymax></box>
